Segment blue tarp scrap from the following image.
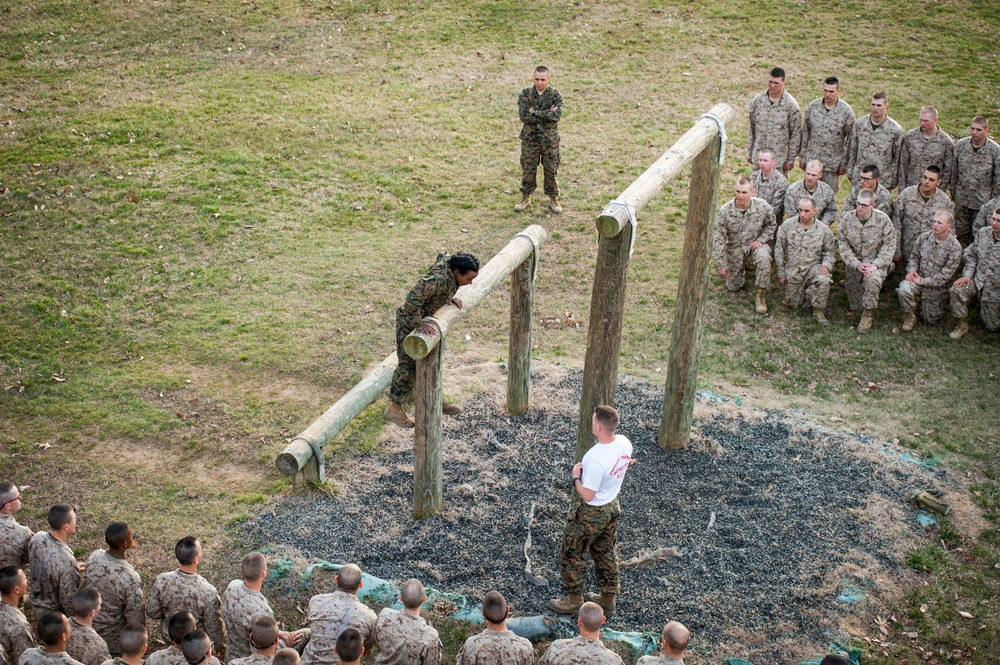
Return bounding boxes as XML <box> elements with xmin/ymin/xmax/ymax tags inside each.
<box><xmin>837</xmin><ymin>576</ymin><xmax>873</xmax><ymax>605</ymax></box>
<box><xmin>879</xmin><ymin>445</ymin><xmax>939</xmax><ymax>468</ymax></box>
<box><xmin>725</xmin><ymin>658</ymin><xmax>754</xmax><ymax>665</ymax></box>
<box><xmin>915</xmin><ymin>511</ymin><xmax>938</xmax><ymax>528</ymax></box>
<box><xmin>797</xmin><ymin>642</ymin><xmax>862</xmax><ymax>665</ymax></box>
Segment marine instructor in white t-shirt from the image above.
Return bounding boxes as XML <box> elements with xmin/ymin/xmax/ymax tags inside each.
<box><xmin>547</xmin><ymin>405</ymin><xmax>633</xmax><ymax>618</ymax></box>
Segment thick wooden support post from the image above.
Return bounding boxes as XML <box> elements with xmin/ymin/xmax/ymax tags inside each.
<box><xmin>413</xmin><ymin>341</ymin><xmax>444</xmax><ymax>519</ymax></box>
<box><xmin>575</xmin><ymin>224</ymin><xmax>634</xmax><ymax>461</ymax></box>
<box><xmin>658</xmin><ymin>134</ymin><xmax>723</xmax><ymax>450</ymax></box>
<box><xmin>507</xmin><ymin>254</ymin><xmax>535</xmax><ymax>415</ymax></box>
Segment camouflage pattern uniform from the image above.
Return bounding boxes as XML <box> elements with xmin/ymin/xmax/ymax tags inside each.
<box><xmin>228</xmin><ymin>654</ymin><xmax>270</xmax><ymax>665</ymax></box>
<box><xmin>898</xmin><ymin>231</ymin><xmax>962</xmax><ymax>324</ymax></box>
<box><xmin>372</xmin><ymin>609</ymin><xmax>441</xmax><ymax>665</ymax></box>
<box><xmin>971</xmin><ymin>195</ymin><xmax>1000</xmax><ymax>236</ymax></box>
<box><xmin>99</xmin><ymin>658</ymin><xmax>129</xmax><ymax>665</ymax></box>
<box><xmin>389</xmin><ymin>255</ymin><xmax>459</xmax><ymax>405</ymax></box>
<box><xmin>783</xmin><ymin>179</ymin><xmax>837</xmax><ymax>226</ymax></box>
<box><xmin>637</xmin><ymin>656</ymin><xmax>683</xmax><ymax>665</ymax></box>
<box><xmin>519</xmin><ymin>84</ymin><xmax>563</xmax><ymax>197</ymax></box>
<box><xmin>950</xmin><ymin>226</ymin><xmax>1000</xmax><ymax>330</ymax></box>
<box><xmin>0</xmin><ymin>514</ymin><xmax>32</xmax><ymax>569</ymax></box>
<box><xmin>898</xmin><ymin>128</ymin><xmax>954</xmax><ymax>191</ymax></box>
<box><xmin>559</xmin><ymin>500</ymin><xmax>621</xmax><ymax>596</ymax></box>
<box><xmin>747</xmin><ymin>90</ymin><xmax>801</xmax><ymax>170</ymax></box>
<box><xmin>301</xmin><ymin>591</ymin><xmax>376</xmax><ymax>665</ymax></box>
<box><xmin>538</xmin><ymin>636</ymin><xmax>622</xmax><ymax>665</ymax></box>
<box><xmin>18</xmin><ymin>650</ymin><xmax>85</xmax><ymax>665</ymax></box>
<box><xmin>221</xmin><ymin>581</ymin><xmax>272</xmax><ymax>664</ymax></box>
<box><xmin>84</xmin><ymin>550</ymin><xmax>144</xmax><ymax>657</ymax></box>
<box><xmin>774</xmin><ymin>216</ymin><xmax>836</xmax><ymax>309</ymax></box>
<box><xmin>28</xmin><ymin>532</ymin><xmax>81</xmax><ymax>618</ymax></box>
<box><xmin>146</xmin><ymin>570</ymin><xmax>226</xmax><ymax>649</ymax></box>
<box><xmin>146</xmin><ymin>647</ymin><xmax>221</xmax><ymax>665</ymax></box>
<box><xmin>837</xmin><ymin>209</ymin><xmax>897</xmax><ymax>311</ymax></box>
<box><xmin>846</xmin><ymin>115</ymin><xmax>904</xmax><ymax>190</ymax></box>
<box><xmin>65</xmin><ymin>620</ymin><xmax>110</xmax><ymax>665</ymax></box>
<box><xmin>455</xmin><ymin>629</ymin><xmax>534</xmax><ymax>665</ymax></box>
<box><xmin>712</xmin><ymin>197</ymin><xmax>775</xmax><ymax>292</ymax></box>
<box><xmin>843</xmin><ymin>182</ymin><xmax>894</xmax><ymax>219</ymax></box>
<box><xmin>750</xmin><ymin>169</ymin><xmax>788</xmax><ymax>223</ymax></box>
<box><xmin>951</xmin><ymin>137</ymin><xmax>1000</xmax><ymax>246</ymax></box>
<box><xmin>798</xmin><ymin>97</ymin><xmax>855</xmax><ymax>191</ymax></box>
<box><xmin>0</xmin><ymin>603</ymin><xmax>36</xmax><ymax>665</ymax></box>
<box><xmin>892</xmin><ymin>186</ymin><xmax>954</xmax><ymax>262</ymax></box>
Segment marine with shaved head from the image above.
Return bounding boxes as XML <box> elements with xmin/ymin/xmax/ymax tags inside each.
<box><xmin>455</xmin><ymin>591</ymin><xmax>534</xmax><ymax>665</ymax></box>
<box><xmin>538</xmin><ymin>602</ymin><xmax>622</xmax><ymax>665</ymax></box>
<box><xmin>372</xmin><ymin>579</ymin><xmax>441</xmax><ymax>665</ymax></box>
<box><xmin>301</xmin><ymin>565</ymin><xmax>376</xmax><ymax>665</ymax></box>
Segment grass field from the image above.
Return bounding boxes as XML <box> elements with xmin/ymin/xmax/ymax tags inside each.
<box><xmin>1</xmin><ymin>0</ymin><xmax>999</xmax><ymax>662</ymax></box>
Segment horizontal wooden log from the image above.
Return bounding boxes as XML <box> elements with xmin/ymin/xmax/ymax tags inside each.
<box><xmin>596</xmin><ymin>103</ymin><xmax>734</xmax><ymax>238</ymax></box>
<box><xmin>403</xmin><ymin>224</ymin><xmax>548</xmax><ymax>360</ymax></box>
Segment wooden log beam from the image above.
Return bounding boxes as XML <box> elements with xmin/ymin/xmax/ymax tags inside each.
<box><xmin>413</xmin><ymin>341</ymin><xmax>444</xmax><ymax>519</ymax></box>
<box><xmin>507</xmin><ymin>254</ymin><xmax>535</xmax><ymax>415</ymax></box>
<box><xmin>403</xmin><ymin>225</ymin><xmax>547</xmax><ymax>360</ymax></box>
<box><xmin>596</xmin><ymin>103</ymin><xmax>734</xmax><ymax>238</ymax></box>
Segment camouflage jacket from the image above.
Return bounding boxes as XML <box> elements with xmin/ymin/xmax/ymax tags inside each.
<box><xmin>783</xmin><ymin>179</ymin><xmax>837</xmax><ymax>225</ymax></box>
<box><xmin>397</xmin><ymin>255</ymin><xmax>459</xmax><ymax>334</ymax></box>
<box><xmin>146</xmin><ymin>647</ymin><xmax>221</xmax><ymax>665</ymax></box>
<box><xmin>0</xmin><ymin>603</ymin><xmax>36</xmax><ymax>665</ymax></box>
<box><xmin>906</xmin><ymin>232</ymin><xmax>962</xmax><ymax>289</ymax></box>
<box><xmin>798</xmin><ymin>97</ymin><xmax>855</xmax><ymax>172</ymax></box>
<box><xmin>18</xmin><ymin>650</ymin><xmax>84</xmax><ymax>665</ymax></box>
<box><xmin>84</xmin><ymin>551</ymin><xmax>144</xmax><ymax>657</ymax></box>
<box><xmin>372</xmin><ymin>609</ymin><xmax>441</xmax><ymax>665</ymax></box>
<box><xmin>774</xmin><ymin>217</ymin><xmax>836</xmax><ymax>282</ymax></box>
<box><xmin>898</xmin><ymin>128</ymin><xmax>954</xmax><ymax>191</ymax></box>
<box><xmin>846</xmin><ymin>115</ymin><xmax>904</xmax><ymax>190</ymax></box>
<box><xmin>843</xmin><ymin>182</ymin><xmax>894</xmax><ymax>219</ymax></box>
<box><xmin>519</xmin><ymin>86</ymin><xmax>562</xmax><ymax>142</ymax></box>
<box><xmin>637</xmin><ymin>656</ymin><xmax>684</xmax><ymax>665</ymax></box>
<box><xmin>28</xmin><ymin>532</ymin><xmax>81</xmax><ymax>617</ymax></box>
<box><xmin>455</xmin><ymin>628</ymin><xmax>534</xmax><ymax>665</ymax></box>
<box><xmin>221</xmin><ymin>581</ymin><xmax>274</xmax><ymax>663</ymax></box>
<box><xmin>750</xmin><ymin>169</ymin><xmax>788</xmax><ymax>221</ymax></box>
<box><xmin>229</xmin><ymin>654</ymin><xmax>271</xmax><ymax>665</ymax></box>
<box><xmin>747</xmin><ymin>90</ymin><xmax>801</xmax><ymax>167</ymax></box>
<box><xmin>99</xmin><ymin>658</ymin><xmax>131</xmax><ymax>665</ymax></box>
<box><xmin>712</xmin><ymin>198</ymin><xmax>776</xmax><ymax>270</ymax></box>
<box><xmin>146</xmin><ymin>570</ymin><xmax>226</xmax><ymax>649</ymax></box>
<box><xmin>950</xmin><ymin>137</ymin><xmax>1000</xmax><ymax>208</ymax></box>
<box><xmin>962</xmin><ymin>226</ymin><xmax>1000</xmax><ymax>298</ymax></box>
<box><xmin>892</xmin><ymin>186</ymin><xmax>954</xmax><ymax>260</ymax></box>
<box><xmin>0</xmin><ymin>514</ymin><xmax>32</xmax><ymax>569</ymax></box>
<box><xmin>972</xmin><ymin>195</ymin><xmax>1000</xmax><ymax>235</ymax></box>
<box><xmin>65</xmin><ymin>621</ymin><xmax>110</xmax><ymax>665</ymax></box>
<box><xmin>538</xmin><ymin>636</ymin><xmax>622</xmax><ymax>665</ymax></box>
<box><xmin>838</xmin><ymin>209</ymin><xmax>897</xmax><ymax>271</ymax></box>
<box><xmin>301</xmin><ymin>591</ymin><xmax>376</xmax><ymax>665</ymax></box>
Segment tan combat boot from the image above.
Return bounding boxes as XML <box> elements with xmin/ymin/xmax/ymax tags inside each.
<box><xmin>901</xmin><ymin>311</ymin><xmax>917</xmax><ymax>332</ymax></box>
<box><xmin>548</xmin><ymin>196</ymin><xmax>563</xmax><ymax>214</ymax></box>
<box><xmin>857</xmin><ymin>309</ymin><xmax>875</xmax><ymax>334</ymax></box>
<box><xmin>384</xmin><ymin>402</ymin><xmax>415</xmax><ymax>429</ymax></box>
<box><xmin>949</xmin><ymin>318</ymin><xmax>968</xmax><ymax>340</ymax></box>
<box><xmin>546</xmin><ymin>593</ymin><xmax>584</xmax><ymax>615</ymax></box>
<box><xmin>813</xmin><ymin>308</ymin><xmax>829</xmax><ymax>327</ymax></box>
<box><xmin>755</xmin><ymin>289</ymin><xmax>768</xmax><ymax>314</ymax></box>
<box><xmin>442</xmin><ymin>402</ymin><xmax>462</xmax><ymax>416</ymax></box>
<box><xmin>514</xmin><ymin>194</ymin><xmax>531</xmax><ymax>212</ymax></box>
<box><xmin>584</xmin><ymin>592</ymin><xmax>617</xmax><ymax>617</ymax></box>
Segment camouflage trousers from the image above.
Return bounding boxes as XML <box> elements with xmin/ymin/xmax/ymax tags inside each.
<box><xmin>559</xmin><ymin>499</ymin><xmax>620</xmax><ymax>595</ymax></box>
<box><xmin>845</xmin><ymin>265</ymin><xmax>887</xmax><ymax>311</ymax></box>
<box><xmin>724</xmin><ymin>246</ymin><xmax>772</xmax><ymax>292</ymax></box>
<box><xmin>520</xmin><ymin>136</ymin><xmax>560</xmax><ymax>197</ymax></box>
<box><xmin>819</xmin><ymin>170</ymin><xmax>843</xmax><ymax>193</ymax></box>
<box><xmin>898</xmin><ymin>281</ymin><xmax>949</xmax><ymax>324</ymax></box>
<box><xmin>950</xmin><ymin>282</ymin><xmax>1000</xmax><ymax>330</ymax></box>
<box><xmin>783</xmin><ymin>267</ymin><xmax>832</xmax><ymax>309</ymax></box>
<box><xmin>388</xmin><ymin>315</ymin><xmax>416</xmax><ymax>404</ymax></box>
<box><xmin>953</xmin><ymin>205</ymin><xmax>978</xmax><ymax>248</ymax></box>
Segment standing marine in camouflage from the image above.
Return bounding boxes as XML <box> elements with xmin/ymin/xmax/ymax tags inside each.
<box><xmin>18</xmin><ymin>613</ymin><xmax>86</xmax><ymax>665</ymax></box>
<box><xmin>637</xmin><ymin>621</ymin><xmax>690</xmax><ymax>665</ymax></box>
<box><xmin>898</xmin><ymin>105</ymin><xmax>954</xmax><ymax>191</ymax></box>
<box><xmin>384</xmin><ymin>253</ymin><xmax>480</xmax><ymax>429</ymax></box>
<box><xmin>84</xmin><ymin>523</ymin><xmax>144</xmax><ymax>657</ymax></box>
<box><xmin>28</xmin><ymin>504</ymin><xmax>83</xmax><ymax>619</ymax></box>
<box><xmin>65</xmin><ymin>588</ymin><xmax>112</xmax><ymax>665</ymax></box>
<box><xmin>845</xmin><ymin>92</ymin><xmax>904</xmax><ymax>191</ymax></box>
<box><xmin>747</xmin><ymin>67</ymin><xmax>801</xmax><ymax>174</ymax></box>
<box><xmin>893</xmin><ymin>166</ymin><xmax>954</xmax><ymax>265</ymax></box>
<box><xmin>751</xmin><ymin>148</ymin><xmax>789</xmax><ymax>224</ymax></box>
<box><xmin>898</xmin><ymin>209</ymin><xmax>962</xmax><ymax>332</ymax></box>
<box><xmin>300</xmin><ymin>564</ymin><xmax>376</xmax><ymax>665</ymax></box>
<box><xmin>951</xmin><ymin>116</ymin><xmax>1000</xmax><ymax>246</ymax></box>
<box><xmin>712</xmin><ymin>177</ymin><xmax>776</xmax><ymax>314</ymax></box>
<box><xmin>783</xmin><ymin>160</ymin><xmax>838</xmax><ymax>226</ymax></box>
<box><xmin>972</xmin><ymin>194</ymin><xmax>1000</xmax><ymax>235</ymax></box>
<box><xmin>539</xmin><ymin>603</ymin><xmax>623</xmax><ymax>665</ymax></box>
<box><xmin>774</xmin><ymin>196</ymin><xmax>836</xmax><ymax>326</ymax></box>
<box><xmin>949</xmin><ymin>206</ymin><xmax>1000</xmax><ymax>339</ymax></box>
<box><xmin>372</xmin><ymin>579</ymin><xmax>441</xmax><ymax>665</ymax></box>
<box><xmin>455</xmin><ymin>591</ymin><xmax>533</xmax><ymax>665</ymax></box>
<box><xmin>798</xmin><ymin>76</ymin><xmax>855</xmax><ymax>192</ymax></box>
<box><xmin>515</xmin><ymin>66</ymin><xmax>563</xmax><ymax>213</ymax></box>
<box><xmin>0</xmin><ymin>483</ymin><xmax>31</xmax><ymax>569</ymax></box>
<box><xmin>837</xmin><ymin>189</ymin><xmax>898</xmax><ymax>333</ymax></box>
<box><xmin>843</xmin><ymin>164</ymin><xmax>894</xmax><ymax>219</ymax></box>
<box><xmin>0</xmin><ymin>566</ymin><xmax>35</xmax><ymax>665</ymax></box>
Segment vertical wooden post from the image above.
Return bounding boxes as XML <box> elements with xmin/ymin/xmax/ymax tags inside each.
<box><xmin>294</xmin><ymin>457</ymin><xmax>322</xmax><ymax>487</ymax></box>
<box><xmin>658</xmin><ymin>134</ymin><xmax>723</xmax><ymax>450</ymax></box>
<box><xmin>413</xmin><ymin>339</ymin><xmax>444</xmax><ymax>519</ymax></box>
<box><xmin>575</xmin><ymin>224</ymin><xmax>634</xmax><ymax>461</ymax></box>
<box><xmin>507</xmin><ymin>255</ymin><xmax>535</xmax><ymax>415</ymax></box>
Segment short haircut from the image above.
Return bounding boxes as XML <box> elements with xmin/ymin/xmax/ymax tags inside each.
<box><xmin>819</xmin><ymin>656</ymin><xmax>850</xmax><ymax>665</ymax></box>
<box><xmin>736</xmin><ymin>175</ymin><xmax>753</xmax><ymax>188</ymax></box>
<box><xmin>806</xmin><ymin>159</ymin><xmax>824</xmax><ymax>173</ymax></box>
<box><xmin>921</xmin><ymin>105</ymin><xmax>938</xmax><ymax>118</ymax></box>
<box><xmin>993</xmin><ymin>206</ymin><xmax>1000</xmax><ymax>218</ymax></box>
<box><xmin>0</xmin><ymin>482</ymin><xmax>17</xmax><ymax>505</ymax></box>
<box><xmin>105</xmin><ymin>522</ymin><xmax>131</xmax><ymax>550</ymax></box>
<box><xmin>857</xmin><ymin>189</ymin><xmax>876</xmax><ymax>204</ymax></box>
<box><xmin>872</xmin><ymin>91</ymin><xmax>888</xmax><ymax>103</ymax></box>
<box><xmin>72</xmin><ymin>587</ymin><xmax>101</xmax><ymax>617</ymax></box>
<box><xmin>0</xmin><ymin>566</ymin><xmax>23</xmax><ymax>594</ymax></box>
<box><xmin>799</xmin><ymin>196</ymin><xmax>817</xmax><ymax>211</ymax></box>
<box><xmin>241</xmin><ymin>552</ymin><xmax>267</xmax><ymax>581</ymax></box>
<box><xmin>37</xmin><ymin>613</ymin><xmax>68</xmax><ymax>646</ymax></box>
<box><xmin>770</xmin><ymin>67</ymin><xmax>785</xmax><ymax>80</ymax></box>
<box><xmin>534</xmin><ymin>66</ymin><xmax>549</xmax><ymax>75</ymax></box>
<box><xmin>48</xmin><ymin>504</ymin><xmax>74</xmax><ymax>530</ymax></box>
<box><xmin>593</xmin><ymin>405</ymin><xmax>620</xmax><ymax>432</ymax></box>
<box><xmin>175</xmin><ymin>536</ymin><xmax>200</xmax><ymax>566</ymax></box>
<box><xmin>972</xmin><ymin>116</ymin><xmax>988</xmax><ymax>128</ymax></box>
<box><xmin>273</xmin><ymin>649</ymin><xmax>300</xmax><ymax>665</ymax></box>
<box><xmin>336</xmin><ymin>564</ymin><xmax>363</xmax><ymax>592</ymax></box>
<box><xmin>935</xmin><ymin>209</ymin><xmax>955</xmax><ymax>225</ymax></box>
<box><xmin>861</xmin><ymin>164</ymin><xmax>880</xmax><ymax>178</ymax></box>
<box><xmin>924</xmin><ymin>165</ymin><xmax>942</xmax><ymax>178</ymax></box>
<box><xmin>757</xmin><ymin>147</ymin><xmax>776</xmax><ymax>160</ymax></box>
<box><xmin>250</xmin><ymin>616</ymin><xmax>279</xmax><ymax>649</ymax></box>
<box><xmin>448</xmin><ymin>253</ymin><xmax>480</xmax><ymax>275</ymax></box>
<box><xmin>120</xmin><ymin>624</ymin><xmax>148</xmax><ymax>656</ymax></box>
<box><xmin>336</xmin><ymin>628</ymin><xmax>363</xmax><ymax>662</ymax></box>
<box><xmin>578</xmin><ymin>602</ymin><xmax>604</xmax><ymax>632</ymax></box>
<box><xmin>400</xmin><ymin>579</ymin><xmax>425</xmax><ymax>610</ymax></box>
<box><xmin>823</xmin><ymin>76</ymin><xmax>839</xmax><ymax>87</ymax></box>
<box><xmin>663</xmin><ymin>621</ymin><xmax>690</xmax><ymax>651</ymax></box>
<box><xmin>167</xmin><ymin>611</ymin><xmax>197</xmax><ymax>644</ymax></box>
<box><xmin>181</xmin><ymin>629</ymin><xmax>212</xmax><ymax>665</ymax></box>
<box><xmin>482</xmin><ymin>590</ymin><xmax>508</xmax><ymax>624</ymax></box>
